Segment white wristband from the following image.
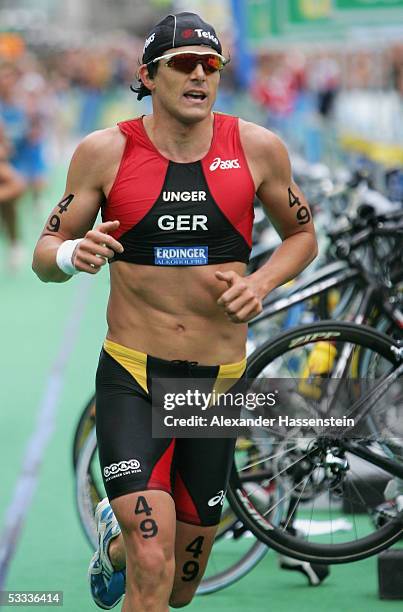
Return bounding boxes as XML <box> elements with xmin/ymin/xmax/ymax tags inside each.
<box><xmin>56</xmin><ymin>239</ymin><xmax>83</xmax><ymax>276</ymax></box>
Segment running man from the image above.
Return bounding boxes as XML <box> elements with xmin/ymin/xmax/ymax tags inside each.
<box><xmin>0</xmin><ymin>121</ymin><xmax>26</xmax><ymax>270</ymax></box>
<box><xmin>0</xmin><ymin>122</ymin><xmax>25</xmax><ymax>203</ymax></box>
<box><xmin>32</xmin><ymin>12</ymin><xmax>317</xmax><ymax>611</ymax></box>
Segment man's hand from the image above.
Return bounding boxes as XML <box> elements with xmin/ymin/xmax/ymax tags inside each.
<box><xmin>72</xmin><ymin>220</ymin><xmax>124</xmax><ymax>274</ymax></box>
<box><xmin>216</xmin><ymin>270</ymin><xmax>263</xmax><ymax>323</ymax></box>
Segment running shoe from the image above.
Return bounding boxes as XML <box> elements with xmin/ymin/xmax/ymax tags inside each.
<box><xmin>278</xmin><ymin>554</ymin><xmax>330</xmax><ymax>586</ymax></box>
<box><xmin>278</xmin><ymin>525</ymin><xmax>330</xmax><ymax>586</ymax></box>
<box><xmin>373</xmin><ymin>496</ymin><xmax>403</xmax><ymax>528</ymax></box>
<box><xmin>88</xmin><ymin>498</ymin><xmax>126</xmax><ymax>609</ymax></box>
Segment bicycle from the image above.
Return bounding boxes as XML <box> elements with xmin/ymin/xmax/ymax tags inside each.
<box><xmin>225</xmin><ymin>206</ymin><xmax>403</xmax><ymax>566</ymax></box>
<box><xmin>248</xmin><ymin>211</ymin><xmax>402</xmax><ymax>353</ymax></box>
<box><xmin>228</xmin><ymin>323</ymin><xmax>402</xmax><ymax>563</ymax></box>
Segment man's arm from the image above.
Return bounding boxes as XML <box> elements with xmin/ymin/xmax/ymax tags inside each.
<box><xmin>247</xmin><ymin>124</ymin><xmax>317</xmax><ymax>295</ymax></box>
<box><xmin>216</xmin><ymin>122</ymin><xmax>317</xmax><ymax>323</ymax></box>
<box><xmin>32</xmin><ymin>131</ymin><xmax>123</xmax><ymax>283</ymax></box>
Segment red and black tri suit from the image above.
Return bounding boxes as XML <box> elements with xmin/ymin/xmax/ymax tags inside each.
<box><xmin>96</xmin><ymin>113</ymin><xmax>255</xmax><ymax>525</ymax></box>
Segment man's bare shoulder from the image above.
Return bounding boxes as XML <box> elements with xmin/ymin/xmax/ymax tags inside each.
<box><xmin>67</xmin><ymin>127</ymin><xmax>127</xmax><ymax>190</ymax></box>
<box><xmin>73</xmin><ymin>126</ymin><xmax>126</xmax><ymax>164</ymax></box>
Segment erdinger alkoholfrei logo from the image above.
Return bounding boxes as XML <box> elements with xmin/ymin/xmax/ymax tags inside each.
<box><xmin>103</xmin><ymin>459</ymin><xmax>141</xmax><ymax>481</ymax></box>
<box><xmin>154</xmin><ymin>246</ymin><xmax>208</xmax><ymax>266</ymax></box>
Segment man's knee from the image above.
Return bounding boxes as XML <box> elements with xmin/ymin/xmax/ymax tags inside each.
<box><xmin>128</xmin><ymin>543</ymin><xmax>173</xmax><ymax>583</ymax></box>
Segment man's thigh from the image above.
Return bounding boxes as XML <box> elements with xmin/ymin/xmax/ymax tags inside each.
<box><xmin>168</xmin><ymin>436</ymin><xmax>236</xmax><ymax>604</ymax></box>
<box><xmin>173</xmin><ymin>436</ymin><xmax>236</xmax><ymax>525</ymax></box>
<box><xmin>96</xmin><ymin>349</ymin><xmax>175</xmax><ymax>500</ymax></box>
<box><xmin>111</xmin><ymin>490</ymin><xmax>176</xmax><ymax>557</ymax></box>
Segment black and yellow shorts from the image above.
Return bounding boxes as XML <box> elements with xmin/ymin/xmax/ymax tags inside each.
<box><xmin>96</xmin><ymin>339</ymin><xmax>246</xmax><ymax>526</ymax></box>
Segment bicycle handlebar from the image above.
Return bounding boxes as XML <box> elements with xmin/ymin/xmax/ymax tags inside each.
<box><xmin>334</xmin><ymin>221</ymin><xmax>402</xmax><ymax>259</ymax></box>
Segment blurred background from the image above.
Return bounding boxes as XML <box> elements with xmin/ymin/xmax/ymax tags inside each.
<box><xmin>1</xmin><ymin>0</ymin><xmax>403</xmax><ymax>269</ymax></box>
<box><xmin>1</xmin><ymin>2</ymin><xmax>403</xmax><ymax>611</ymax></box>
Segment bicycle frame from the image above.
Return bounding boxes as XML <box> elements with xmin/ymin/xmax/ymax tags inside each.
<box><xmin>251</xmin><ymin>228</ymin><xmax>402</xmax><ymax>332</ymax></box>
<box><xmin>252</xmin><ymin>243</ymin><xmax>403</xmax><ymax>498</ymax></box>
<box><xmin>343</xmin><ymin>438</ymin><xmax>403</xmax><ymax>480</ymax></box>
<box><xmin>252</xmin><ymin>264</ymin><xmax>358</xmax><ymax>325</ymax></box>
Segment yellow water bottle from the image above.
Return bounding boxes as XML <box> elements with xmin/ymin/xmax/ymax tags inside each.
<box><xmin>298</xmin><ymin>341</ymin><xmax>337</xmax><ymax>399</ymax></box>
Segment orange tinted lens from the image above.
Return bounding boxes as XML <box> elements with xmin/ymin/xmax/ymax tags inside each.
<box><xmin>167</xmin><ymin>54</ymin><xmax>223</xmax><ymax>74</ymax></box>
<box><xmin>206</xmin><ymin>55</ymin><xmax>222</xmax><ymax>71</ymax></box>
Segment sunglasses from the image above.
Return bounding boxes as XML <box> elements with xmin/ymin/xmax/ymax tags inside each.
<box><xmin>149</xmin><ymin>51</ymin><xmax>228</xmax><ymax>75</ymax></box>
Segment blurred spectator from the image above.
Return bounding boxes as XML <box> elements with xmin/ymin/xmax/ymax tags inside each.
<box><xmin>0</xmin><ymin>63</ymin><xmax>29</xmax><ymax>270</ymax></box>
<box><xmin>252</xmin><ymin>52</ymin><xmax>300</xmax><ymax>137</ymax></box>
<box><xmin>0</xmin><ymin>62</ymin><xmax>28</xmax><ymax>160</ymax></box>
<box><xmin>17</xmin><ymin>55</ymin><xmax>52</xmax><ymax>210</ymax></box>
<box><xmin>390</xmin><ymin>43</ymin><xmax>403</xmax><ymax>97</ymax></box>
<box><xmin>0</xmin><ymin>121</ymin><xmax>26</xmax><ymax>272</ymax></box>
<box><xmin>308</xmin><ymin>52</ymin><xmax>340</xmax><ymax>118</ymax></box>
<box><xmin>253</xmin><ymin>53</ymin><xmax>297</xmax><ymax>114</ymax></box>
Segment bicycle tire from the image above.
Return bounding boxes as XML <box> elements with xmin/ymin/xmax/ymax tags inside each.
<box><xmin>72</xmin><ymin>395</ymin><xmax>96</xmax><ymax>470</ymax></box>
<box><xmin>228</xmin><ymin>320</ymin><xmax>403</xmax><ymax>564</ymax></box>
<box><xmin>75</xmin><ymin>426</ymin><xmax>99</xmax><ymax>547</ymax></box>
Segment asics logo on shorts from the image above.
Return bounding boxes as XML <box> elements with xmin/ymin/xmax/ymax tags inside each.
<box><xmin>208</xmin><ymin>490</ymin><xmax>225</xmax><ymax>507</ymax></box>
<box><xmin>104</xmin><ymin>459</ymin><xmax>141</xmax><ymax>479</ymax></box>
<box><xmin>209</xmin><ymin>157</ymin><xmax>240</xmax><ymax>171</ymax></box>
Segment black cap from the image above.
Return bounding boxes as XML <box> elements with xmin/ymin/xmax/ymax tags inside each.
<box><xmin>142</xmin><ymin>12</ymin><xmax>222</xmax><ymax>64</ymax></box>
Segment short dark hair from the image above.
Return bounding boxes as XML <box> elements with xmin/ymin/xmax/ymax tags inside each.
<box><xmin>130</xmin><ymin>61</ymin><xmax>159</xmax><ymax>101</ymax></box>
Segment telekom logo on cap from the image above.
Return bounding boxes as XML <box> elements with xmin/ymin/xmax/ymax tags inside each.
<box><xmin>182</xmin><ymin>29</ymin><xmax>194</xmax><ymax>39</ymax></box>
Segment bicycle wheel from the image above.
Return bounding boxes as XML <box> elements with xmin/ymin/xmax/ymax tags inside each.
<box><xmin>199</xmin><ymin>437</ymin><xmax>285</xmax><ymax>594</ymax></box>
<box><xmin>72</xmin><ymin>394</ymin><xmax>96</xmax><ymax>470</ymax></box>
<box><xmin>75</xmin><ymin>426</ymin><xmax>279</xmax><ymax>594</ymax></box>
<box><xmin>317</xmin><ymin>282</ymin><xmax>357</xmax><ymax>320</ymax></box>
<box><xmin>228</xmin><ymin>321</ymin><xmax>403</xmax><ymax>564</ymax></box>
<box><xmin>197</xmin><ymin>521</ymin><xmax>269</xmax><ymax>595</ymax></box>
<box><xmin>75</xmin><ymin>426</ymin><xmax>102</xmax><ymax>547</ymax></box>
